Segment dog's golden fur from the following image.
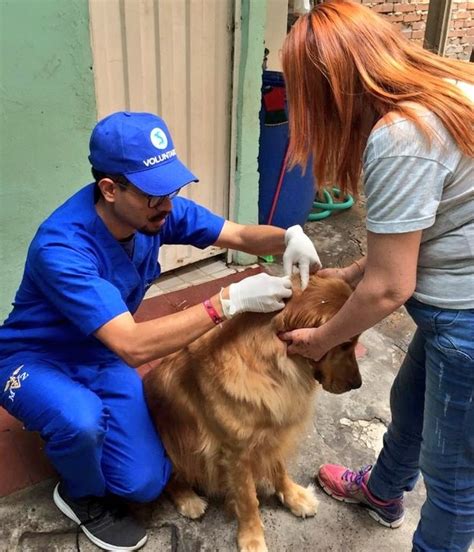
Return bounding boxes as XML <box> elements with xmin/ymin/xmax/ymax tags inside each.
<box><xmin>143</xmin><ymin>275</ymin><xmax>361</xmax><ymax>552</ymax></box>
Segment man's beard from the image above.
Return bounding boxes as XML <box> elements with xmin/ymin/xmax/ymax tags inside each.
<box><xmin>138</xmin><ymin>226</ymin><xmax>162</xmax><ymax>236</ymax></box>
<box><xmin>138</xmin><ymin>210</ymin><xmax>169</xmax><ymax>236</ymax></box>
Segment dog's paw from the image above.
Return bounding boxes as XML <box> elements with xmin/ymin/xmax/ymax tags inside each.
<box><xmin>277</xmin><ymin>483</ymin><xmax>319</xmax><ymax>518</ymax></box>
<box><xmin>177</xmin><ymin>494</ymin><xmax>208</xmax><ymax>519</ymax></box>
<box><xmin>239</xmin><ymin>537</ymin><xmax>268</xmax><ymax>552</ymax></box>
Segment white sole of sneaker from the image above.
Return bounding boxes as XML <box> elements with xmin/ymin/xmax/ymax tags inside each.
<box><xmin>367</xmin><ymin>509</ymin><xmax>405</xmax><ymax>529</ymax></box>
<box><xmin>316</xmin><ymin>476</ymin><xmax>404</xmax><ymax>529</ymax></box>
<box><xmin>53</xmin><ymin>483</ymin><xmax>148</xmax><ymax>551</ymax></box>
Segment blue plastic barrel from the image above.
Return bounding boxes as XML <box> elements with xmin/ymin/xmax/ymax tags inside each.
<box><xmin>258</xmin><ymin>70</ymin><xmax>316</xmax><ymax>228</ymax></box>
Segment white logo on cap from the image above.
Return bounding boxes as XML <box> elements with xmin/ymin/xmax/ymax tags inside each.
<box><xmin>150</xmin><ymin>127</ymin><xmax>168</xmax><ymax>150</ymax></box>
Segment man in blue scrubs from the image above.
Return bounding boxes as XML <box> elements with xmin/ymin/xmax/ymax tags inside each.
<box><xmin>0</xmin><ymin>112</ymin><xmax>320</xmax><ymax>551</ymax></box>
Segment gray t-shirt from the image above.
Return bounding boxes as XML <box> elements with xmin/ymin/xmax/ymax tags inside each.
<box><xmin>362</xmin><ymin>96</ymin><xmax>474</xmax><ymax>309</ymax></box>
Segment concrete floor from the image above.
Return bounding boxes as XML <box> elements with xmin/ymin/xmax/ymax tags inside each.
<box><xmin>0</xmin><ymin>199</ymin><xmax>427</xmax><ymax>552</ymax></box>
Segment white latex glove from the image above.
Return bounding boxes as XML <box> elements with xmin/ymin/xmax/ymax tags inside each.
<box><xmin>283</xmin><ymin>225</ymin><xmax>322</xmax><ymax>290</ymax></box>
<box><xmin>220</xmin><ymin>273</ymin><xmax>292</xmax><ymax>318</ymax></box>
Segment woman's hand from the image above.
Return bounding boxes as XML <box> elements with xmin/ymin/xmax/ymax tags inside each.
<box><xmin>279</xmin><ymin>327</ymin><xmax>329</xmax><ymax>361</ymax></box>
<box><xmin>318</xmin><ymin>258</ymin><xmax>365</xmax><ymax>289</ymax></box>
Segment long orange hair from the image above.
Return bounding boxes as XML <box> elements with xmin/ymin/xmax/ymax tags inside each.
<box><xmin>281</xmin><ymin>0</ymin><xmax>474</xmax><ymax>195</ymax></box>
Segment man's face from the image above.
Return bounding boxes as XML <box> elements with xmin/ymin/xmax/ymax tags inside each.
<box><xmin>102</xmin><ymin>179</ymin><xmax>175</xmax><ymax>236</ymax></box>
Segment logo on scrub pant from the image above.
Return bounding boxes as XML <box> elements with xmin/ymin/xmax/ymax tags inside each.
<box><xmin>3</xmin><ymin>365</ymin><xmax>29</xmax><ymax>403</ymax></box>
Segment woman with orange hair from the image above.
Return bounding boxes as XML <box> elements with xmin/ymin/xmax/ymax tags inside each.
<box><xmin>279</xmin><ymin>1</ymin><xmax>474</xmax><ymax>551</ymax></box>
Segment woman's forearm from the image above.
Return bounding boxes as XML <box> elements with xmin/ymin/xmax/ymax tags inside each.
<box><xmin>316</xmin><ymin>275</ymin><xmax>407</xmax><ymax>350</ymax></box>
<box><xmin>283</xmin><ymin>232</ymin><xmax>420</xmax><ymax>360</ymax></box>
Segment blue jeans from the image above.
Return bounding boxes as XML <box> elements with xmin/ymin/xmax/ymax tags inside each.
<box><xmin>368</xmin><ymin>298</ymin><xmax>474</xmax><ymax>552</ymax></box>
<box><xmin>0</xmin><ymin>355</ymin><xmax>172</xmax><ymax>501</ymax></box>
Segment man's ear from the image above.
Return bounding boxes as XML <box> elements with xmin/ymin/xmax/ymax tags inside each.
<box><xmin>97</xmin><ymin>178</ymin><xmax>117</xmax><ymax>203</ymax></box>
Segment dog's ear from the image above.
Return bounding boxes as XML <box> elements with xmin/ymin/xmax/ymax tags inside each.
<box><xmin>272</xmin><ymin>273</ymin><xmax>303</xmax><ymax>331</ymax></box>
<box><xmin>273</xmin><ymin>275</ymin><xmax>352</xmax><ymax>332</ymax></box>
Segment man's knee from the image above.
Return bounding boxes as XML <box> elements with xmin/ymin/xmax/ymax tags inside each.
<box><xmin>46</xmin><ymin>399</ymin><xmax>107</xmax><ymax>451</ymax></box>
<box><xmin>111</xmin><ymin>460</ymin><xmax>172</xmax><ymax>502</ymax></box>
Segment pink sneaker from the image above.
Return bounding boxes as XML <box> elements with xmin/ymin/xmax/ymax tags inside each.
<box><xmin>317</xmin><ymin>464</ymin><xmax>405</xmax><ymax>528</ymax></box>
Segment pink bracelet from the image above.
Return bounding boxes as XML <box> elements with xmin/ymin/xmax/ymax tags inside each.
<box><xmin>203</xmin><ymin>299</ymin><xmax>225</xmax><ymax>325</ymax></box>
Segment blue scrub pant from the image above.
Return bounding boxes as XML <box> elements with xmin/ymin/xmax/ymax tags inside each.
<box><xmin>368</xmin><ymin>299</ymin><xmax>474</xmax><ymax>552</ymax></box>
<box><xmin>0</xmin><ymin>356</ymin><xmax>172</xmax><ymax>501</ymax></box>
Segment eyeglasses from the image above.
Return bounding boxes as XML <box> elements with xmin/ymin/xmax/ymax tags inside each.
<box><xmin>116</xmin><ymin>179</ymin><xmax>181</xmax><ymax>208</ymax></box>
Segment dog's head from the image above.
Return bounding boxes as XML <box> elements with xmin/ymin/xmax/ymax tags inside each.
<box><xmin>273</xmin><ymin>274</ymin><xmax>362</xmax><ymax>395</ymax></box>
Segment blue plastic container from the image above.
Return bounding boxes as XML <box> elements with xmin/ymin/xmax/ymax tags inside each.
<box><xmin>258</xmin><ymin>70</ymin><xmax>316</xmax><ymax>228</ymax></box>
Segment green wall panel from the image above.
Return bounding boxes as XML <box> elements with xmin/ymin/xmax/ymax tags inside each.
<box><xmin>0</xmin><ymin>0</ymin><xmax>96</xmax><ymax>320</ymax></box>
<box><xmin>232</xmin><ymin>0</ymin><xmax>266</xmax><ymax>265</ymax></box>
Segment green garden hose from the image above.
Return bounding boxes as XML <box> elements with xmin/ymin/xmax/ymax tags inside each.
<box><xmin>308</xmin><ymin>187</ymin><xmax>354</xmax><ymax>221</ymax></box>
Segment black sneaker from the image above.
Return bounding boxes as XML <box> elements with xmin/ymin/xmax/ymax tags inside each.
<box><xmin>53</xmin><ymin>482</ymin><xmax>148</xmax><ymax>551</ymax></box>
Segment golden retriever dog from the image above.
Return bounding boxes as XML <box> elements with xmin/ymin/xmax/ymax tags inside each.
<box><xmin>143</xmin><ymin>275</ymin><xmax>361</xmax><ymax>552</ymax></box>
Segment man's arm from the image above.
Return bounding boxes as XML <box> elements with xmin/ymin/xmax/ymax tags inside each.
<box><xmin>95</xmin><ymin>272</ymin><xmax>293</xmax><ymax>367</ymax></box>
<box><xmin>215</xmin><ymin>221</ymin><xmax>321</xmax><ymax>289</ymax></box>
<box><xmin>215</xmin><ymin>220</ymin><xmax>286</xmax><ymax>256</ymax></box>
<box><xmin>94</xmin><ymin>290</ymin><xmax>227</xmax><ymax>367</ymax></box>
<box><xmin>97</xmin><ymin>220</ymin><xmax>320</xmax><ymax>367</ymax></box>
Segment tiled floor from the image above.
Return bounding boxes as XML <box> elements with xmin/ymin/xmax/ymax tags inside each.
<box><xmin>0</xmin><ymin>257</ymin><xmax>262</xmax><ymax>497</ymax></box>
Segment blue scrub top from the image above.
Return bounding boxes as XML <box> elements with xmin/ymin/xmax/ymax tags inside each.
<box><xmin>0</xmin><ymin>184</ymin><xmax>225</xmax><ymax>365</ymax></box>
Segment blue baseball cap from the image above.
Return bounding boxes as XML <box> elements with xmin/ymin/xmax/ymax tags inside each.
<box><xmin>88</xmin><ymin>111</ymin><xmax>198</xmax><ymax>196</ymax></box>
